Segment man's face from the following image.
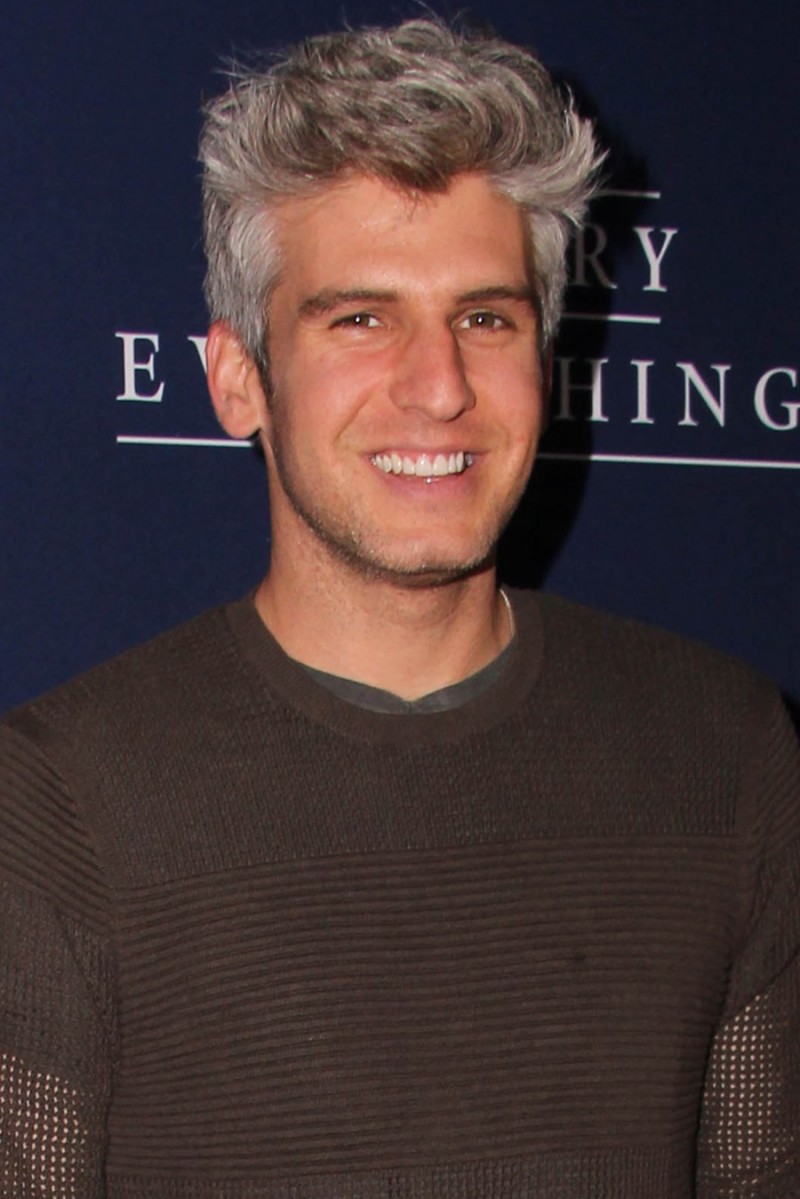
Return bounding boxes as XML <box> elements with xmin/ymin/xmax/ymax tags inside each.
<box><xmin>261</xmin><ymin>171</ymin><xmax>545</xmax><ymax>586</ymax></box>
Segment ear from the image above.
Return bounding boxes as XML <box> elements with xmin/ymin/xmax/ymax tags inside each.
<box><xmin>205</xmin><ymin>321</ymin><xmax>267</xmax><ymax>439</ymax></box>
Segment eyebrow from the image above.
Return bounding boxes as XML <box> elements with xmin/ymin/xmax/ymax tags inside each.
<box><xmin>454</xmin><ymin>285</ymin><xmax>536</xmax><ymax>308</ymax></box>
<box><xmin>298</xmin><ymin>284</ymin><xmax>536</xmax><ymax>318</ymax></box>
<box><xmin>298</xmin><ymin>289</ymin><xmax>399</xmax><ymax>317</ymax></box>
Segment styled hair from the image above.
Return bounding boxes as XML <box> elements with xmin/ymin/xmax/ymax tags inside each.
<box><xmin>200</xmin><ymin>18</ymin><xmax>604</xmax><ymax>374</ymax></box>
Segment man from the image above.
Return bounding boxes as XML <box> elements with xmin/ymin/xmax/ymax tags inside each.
<box><xmin>1</xmin><ymin>17</ymin><xmax>798</xmax><ymax>1199</ymax></box>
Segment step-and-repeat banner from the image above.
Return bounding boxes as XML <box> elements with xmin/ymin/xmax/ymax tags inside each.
<box><xmin>2</xmin><ymin>2</ymin><xmax>798</xmax><ymax>713</ymax></box>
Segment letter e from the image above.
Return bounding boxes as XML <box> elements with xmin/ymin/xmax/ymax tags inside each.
<box><xmin>116</xmin><ymin>332</ymin><xmax>165</xmax><ymax>402</ymax></box>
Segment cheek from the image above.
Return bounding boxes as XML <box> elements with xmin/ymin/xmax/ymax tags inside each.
<box><xmin>265</xmin><ymin>378</ymin><xmax>355</xmax><ymax>474</ymax></box>
<box><xmin>278</xmin><ymin>338</ymin><xmax>381</xmax><ymax>403</ymax></box>
<box><xmin>476</xmin><ymin>359</ymin><xmax>543</xmax><ymax>438</ymax></box>
<box><xmin>289</xmin><ymin>360</ymin><xmax>391</xmax><ymax>449</ymax></box>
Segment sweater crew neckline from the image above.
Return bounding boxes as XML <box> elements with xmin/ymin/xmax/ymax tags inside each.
<box><xmin>224</xmin><ymin>587</ymin><xmax>544</xmax><ymax>747</ymax></box>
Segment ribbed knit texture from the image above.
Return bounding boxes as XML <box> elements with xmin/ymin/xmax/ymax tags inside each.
<box><xmin>1</xmin><ymin>590</ymin><xmax>798</xmax><ymax>1197</ymax></box>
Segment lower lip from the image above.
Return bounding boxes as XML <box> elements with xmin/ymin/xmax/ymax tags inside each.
<box><xmin>369</xmin><ymin>459</ymin><xmax>478</xmax><ymax>492</ymax></box>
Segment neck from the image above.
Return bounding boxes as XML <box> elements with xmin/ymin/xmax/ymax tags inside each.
<box><xmin>254</xmin><ymin>554</ymin><xmax>512</xmax><ymax>701</ymax></box>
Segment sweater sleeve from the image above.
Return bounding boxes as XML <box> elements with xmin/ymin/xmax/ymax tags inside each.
<box><xmin>0</xmin><ymin>723</ymin><xmax>116</xmax><ymax>1198</ymax></box>
<box><xmin>696</xmin><ymin>691</ymin><xmax>800</xmax><ymax>1197</ymax></box>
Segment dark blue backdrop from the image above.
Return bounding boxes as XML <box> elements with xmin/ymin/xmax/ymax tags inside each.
<box><xmin>3</xmin><ymin>1</ymin><xmax>798</xmax><ymax>713</ymax></box>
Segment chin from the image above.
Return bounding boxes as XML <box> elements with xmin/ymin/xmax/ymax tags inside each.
<box><xmin>326</xmin><ymin>533</ymin><xmax>497</xmax><ymax>588</ymax></box>
<box><xmin>277</xmin><ymin>466</ymin><xmax>507</xmax><ymax>587</ymax></box>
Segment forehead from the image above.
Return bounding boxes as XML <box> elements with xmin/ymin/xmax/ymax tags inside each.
<box><xmin>270</xmin><ymin>172</ymin><xmax>530</xmax><ymax>295</ymax></box>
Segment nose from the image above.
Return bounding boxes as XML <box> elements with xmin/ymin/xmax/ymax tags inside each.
<box><xmin>388</xmin><ymin>325</ymin><xmax>476</xmax><ymax>420</ymax></box>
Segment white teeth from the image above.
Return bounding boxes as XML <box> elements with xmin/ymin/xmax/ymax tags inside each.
<box><xmin>371</xmin><ymin>451</ymin><xmax>473</xmax><ymax>478</ymax></box>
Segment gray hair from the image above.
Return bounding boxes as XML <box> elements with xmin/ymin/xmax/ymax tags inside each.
<box><xmin>200</xmin><ymin>18</ymin><xmax>604</xmax><ymax>375</ymax></box>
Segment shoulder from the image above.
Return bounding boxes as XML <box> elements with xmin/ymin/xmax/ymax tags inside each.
<box><xmin>1</xmin><ymin>600</ymin><xmax>255</xmax><ymax>836</ymax></box>
<box><xmin>1</xmin><ymin>598</ymin><xmax>265</xmax><ymax>886</ymax></box>
<box><xmin>4</xmin><ymin>601</ymin><xmax>242</xmax><ymax>748</ymax></box>
<box><xmin>511</xmin><ymin>589</ymin><xmax>798</xmax><ymax>836</ymax></box>
<box><xmin>529</xmin><ymin>588</ymin><xmax>770</xmax><ymax>709</ymax></box>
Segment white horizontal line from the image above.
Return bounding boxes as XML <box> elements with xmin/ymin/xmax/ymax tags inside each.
<box><xmin>596</xmin><ymin>189</ymin><xmax>662</xmax><ymax>200</ymax></box>
<box><xmin>117</xmin><ymin>435</ymin><xmax>251</xmax><ymax>448</ymax></box>
<box><xmin>538</xmin><ymin>452</ymin><xmax>800</xmax><ymax>470</ymax></box>
<box><xmin>117</xmin><ymin>438</ymin><xmax>799</xmax><ymax>472</ymax></box>
<box><xmin>562</xmin><ymin>312</ymin><xmax>662</xmax><ymax>325</ymax></box>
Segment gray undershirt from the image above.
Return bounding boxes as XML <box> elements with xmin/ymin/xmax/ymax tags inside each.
<box><xmin>301</xmin><ymin>638</ymin><xmax>515</xmax><ymax>714</ymax></box>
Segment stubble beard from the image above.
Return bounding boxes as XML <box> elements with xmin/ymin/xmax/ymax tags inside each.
<box><xmin>267</xmin><ymin>424</ymin><xmax>524</xmax><ymax>590</ymax></box>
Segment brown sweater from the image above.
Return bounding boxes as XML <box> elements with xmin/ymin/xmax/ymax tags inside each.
<box><xmin>1</xmin><ymin>590</ymin><xmax>799</xmax><ymax>1197</ymax></box>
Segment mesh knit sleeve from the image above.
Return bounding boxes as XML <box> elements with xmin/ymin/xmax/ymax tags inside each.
<box><xmin>0</xmin><ymin>723</ymin><xmax>116</xmax><ymax>1198</ymax></box>
<box><xmin>696</xmin><ymin>693</ymin><xmax>800</xmax><ymax>1197</ymax></box>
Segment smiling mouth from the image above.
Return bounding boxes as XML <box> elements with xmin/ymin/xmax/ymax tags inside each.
<box><xmin>370</xmin><ymin>451</ymin><xmax>474</xmax><ymax>478</ymax></box>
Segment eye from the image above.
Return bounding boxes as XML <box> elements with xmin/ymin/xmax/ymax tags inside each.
<box><xmin>457</xmin><ymin>310</ymin><xmax>511</xmax><ymax>332</ymax></box>
<box><xmin>332</xmin><ymin>311</ymin><xmax>381</xmax><ymax>329</ymax></box>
